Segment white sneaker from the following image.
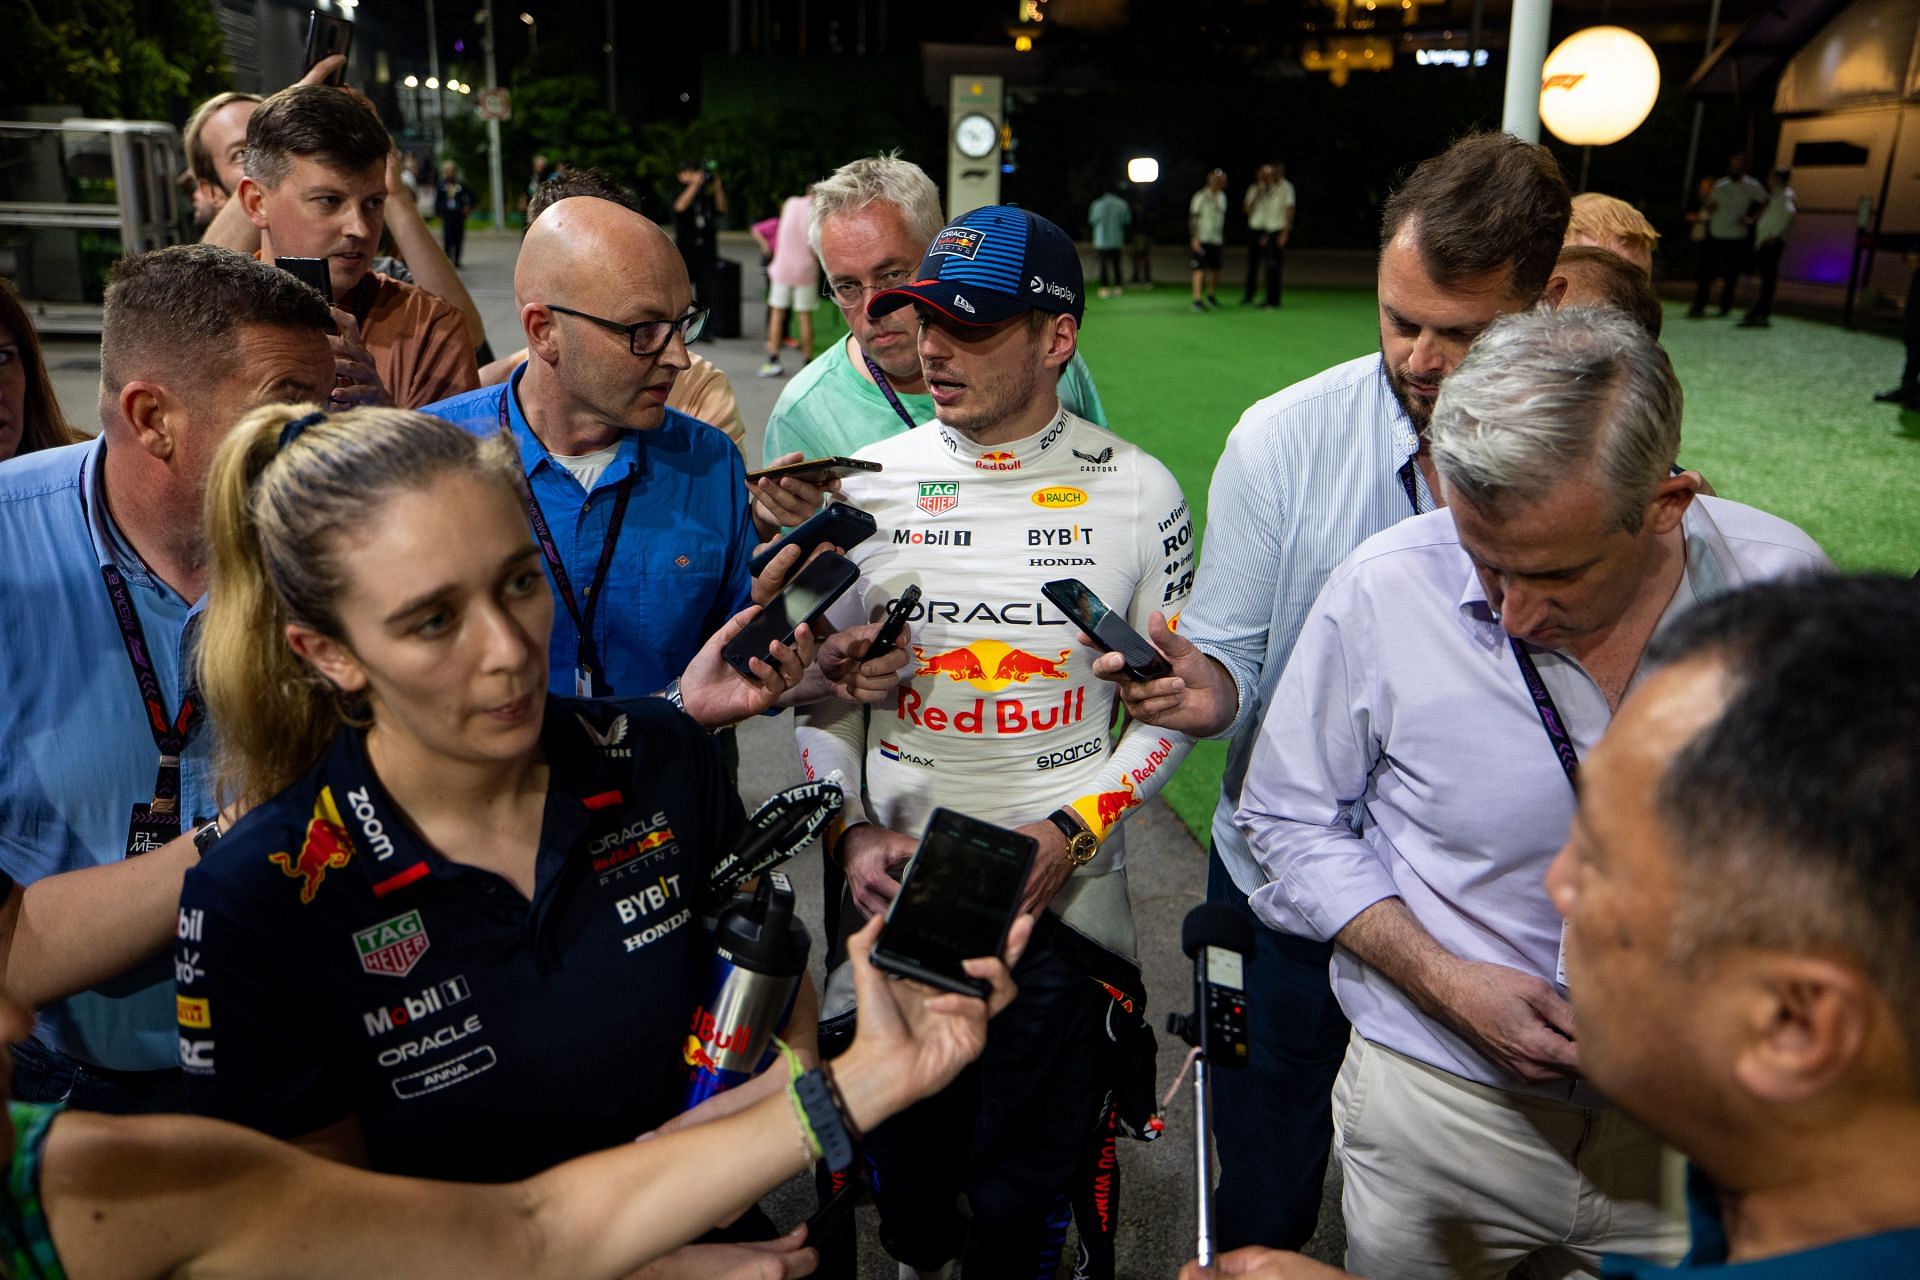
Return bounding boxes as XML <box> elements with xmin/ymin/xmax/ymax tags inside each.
<box><xmin>756</xmin><ymin>358</ymin><xmax>783</xmax><ymax>378</ymax></box>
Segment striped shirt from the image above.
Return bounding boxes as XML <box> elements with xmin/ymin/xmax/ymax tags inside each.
<box><xmin>1182</xmin><ymin>351</ymin><xmax>1436</xmax><ymax>896</ymax></box>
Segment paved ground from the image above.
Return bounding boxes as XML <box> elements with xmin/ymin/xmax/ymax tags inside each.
<box><xmin>40</xmin><ymin>229</ymin><xmax>1346</xmax><ymax>1278</ymax></box>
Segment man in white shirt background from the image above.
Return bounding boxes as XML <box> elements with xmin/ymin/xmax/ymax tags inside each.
<box><xmin>1687</xmin><ymin>152</ymin><xmax>1768</xmax><ymax>319</ymax></box>
<box><xmin>1739</xmin><ymin>166</ymin><xmax>1797</xmax><ymax>329</ymax></box>
<box><xmin>1190</xmin><ymin>167</ymin><xmax>1229</xmax><ymax>311</ymax></box>
<box><xmin>1242</xmin><ymin>162</ymin><xmax>1297</xmax><ymax>309</ymax></box>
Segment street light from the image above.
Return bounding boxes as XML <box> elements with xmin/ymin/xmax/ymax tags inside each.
<box><xmin>426</xmin><ymin>76</ymin><xmax>440</xmax><ymax>89</ymax></box>
<box><xmin>520</xmin><ymin>11</ymin><xmax>538</xmax><ymax>58</ymax></box>
<box><xmin>1127</xmin><ymin>157</ymin><xmax>1160</xmax><ymax>184</ymax></box>
<box><xmin>404</xmin><ymin>74</ymin><xmax>419</xmax><ymax>88</ymax></box>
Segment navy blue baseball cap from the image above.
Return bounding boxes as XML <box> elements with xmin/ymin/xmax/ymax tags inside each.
<box><xmin>868</xmin><ymin>205</ymin><xmax>1085</xmax><ymax>326</ymax></box>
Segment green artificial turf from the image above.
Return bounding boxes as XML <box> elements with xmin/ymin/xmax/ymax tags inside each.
<box><xmin>1076</xmin><ymin>287</ymin><xmax>1920</xmax><ymax>843</ymax></box>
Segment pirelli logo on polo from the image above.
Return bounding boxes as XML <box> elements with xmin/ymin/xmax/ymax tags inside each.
<box><xmin>1031</xmin><ymin>486</ymin><xmax>1087</xmax><ymax>509</ymax></box>
<box><xmin>354</xmin><ymin>910</ymin><xmax>431</xmax><ymax>978</ymax></box>
<box><xmin>176</xmin><ymin>996</ymin><xmax>211</xmax><ymax>1029</ymax></box>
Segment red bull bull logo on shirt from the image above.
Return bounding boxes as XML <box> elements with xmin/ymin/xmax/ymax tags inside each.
<box><xmin>1071</xmin><ymin>775</ymin><xmax>1141</xmax><ymax>838</ymax></box>
<box><xmin>912</xmin><ymin>640</ymin><xmax>1074</xmax><ymax>693</ymax></box>
<box><xmin>974</xmin><ymin>450</ymin><xmax>1021</xmax><ymax>472</ymax></box>
<box><xmin>268</xmin><ymin>787</ymin><xmax>354</xmax><ymax>905</ymax></box>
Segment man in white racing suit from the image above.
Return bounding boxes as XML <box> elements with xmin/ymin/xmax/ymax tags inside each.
<box><xmin>796</xmin><ymin>205</ymin><xmax>1193</xmax><ymax>1279</ymax></box>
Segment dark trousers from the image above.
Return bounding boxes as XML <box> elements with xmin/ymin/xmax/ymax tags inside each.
<box><xmin>1897</xmin><ymin>267</ymin><xmax>1920</xmax><ymax>397</ymax></box>
<box><xmin>1691</xmin><ymin>236</ymin><xmax>1749</xmax><ymax>314</ymax></box>
<box><xmin>1747</xmin><ymin>240</ymin><xmax>1785</xmax><ymax>319</ymax></box>
<box><xmin>441</xmin><ymin>214</ymin><xmax>466</xmax><ymax>267</ymax></box>
<box><xmin>9</xmin><ymin>1037</ymin><xmax>184</xmax><ymax>1114</ymax></box>
<box><xmin>1242</xmin><ymin>232</ymin><xmax>1284</xmax><ymax>306</ymax></box>
<box><xmin>857</xmin><ymin>924</ymin><xmax>1126</xmax><ymax>1278</ymax></box>
<box><xmin>1098</xmin><ymin>248</ymin><xmax>1123</xmax><ymax>287</ymax></box>
<box><xmin>1206</xmin><ymin>847</ymin><xmax>1351</xmax><ymax>1251</ymax></box>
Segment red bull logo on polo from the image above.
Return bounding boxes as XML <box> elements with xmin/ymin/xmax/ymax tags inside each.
<box><xmin>268</xmin><ymin>787</ymin><xmax>353</xmax><ymax>905</ymax></box>
<box><xmin>1073</xmin><ymin>775</ymin><xmax>1141</xmax><ymax>836</ymax></box>
<box><xmin>354</xmin><ymin>909</ymin><xmax>431</xmax><ymax>978</ymax></box>
<box><xmin>974</xmin><ymin>450</ymin><xmax>1021</xmax><ymax>472</ymax></box>
<box><xmin>912</xmin><ymin>640</ymin><xmax>1075</xmax><ymax>692</ymax></box>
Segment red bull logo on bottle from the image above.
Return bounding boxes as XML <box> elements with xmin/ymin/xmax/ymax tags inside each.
<box><xmin>268</xmin><ymin>787</ymin><xmax>353</xmax><ymax>905</ymax></box>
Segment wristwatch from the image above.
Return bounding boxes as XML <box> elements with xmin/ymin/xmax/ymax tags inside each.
<box><xmin>1046</xmin><ymin>808</ymin><xmax>1101</xmax><ymax>867</ymax></box>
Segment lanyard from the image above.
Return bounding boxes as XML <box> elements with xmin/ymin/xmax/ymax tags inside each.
<box><xmin>1509</xmin><ymin>640</ymin><xmax>1579</xmax><ymax>789</ymax></box>
<box><xmin>862</xmin><ymin>352</ymin><xmax>920</xmax><ymax>431</ymax></box>
<box><xmin>100</xmin><ymin>565</ymin><xmax>203</xmax><ymax>851</ymax></box>
<box><xmin>498</xmin><ymin>387</ymin><xmax>635</xmax><ymax>696</ymax></box>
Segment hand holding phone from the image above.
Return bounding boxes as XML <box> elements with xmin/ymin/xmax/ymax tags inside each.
<box><xmin>304</xmin><ymin>11</ymin><xmax>353</xmax><ymax>84</ymax></box>
<box><xmin>275</xmin><ymin>256</ymin><xmax>332</xmax><ymax>303</ymax></box>
<box><xmin>864</xmin><ymin>585</ymin><xmax>920</xmax><ymax>661</ymax></box>
<box><xmin>1041</xmin><ymin>578</ymin><xmax>1172</xmax><ymax>681</ymax></box>
<box><xmin>871</xmin><ymin>810</ymin><xmax>1036</xmax><ymax>997</ymax></box>
<box><xmin>723</xmin><ymin>552</ymin><xmax>860</xmax><ymax>679</ymax></box>
<box><xmin>746</xmin><ymin>455</ymin><xmax>884</xmax><ymax>486</ymax></box>
<box><xmin>749</xmin><ymin>502</ymin><xmax>876</xmax><ymax>578</ymax></box>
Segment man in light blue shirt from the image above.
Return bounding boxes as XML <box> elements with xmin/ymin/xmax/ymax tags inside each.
<box><xmin>1088</xmin><ymin>182</ymin><xmax>1132</xmax><ymax>298</ymax></box>
<box><xmin>1236</xmin><ymin>308</ymin><xmax>1829</xmax><ymax>1278</ymax></box>
<box><xmin>0</xmin><ymin>245</ymin><xmax>334</xmax><ymax>1110</ymax></box>
<box><xmin>1090</xmin><ymin>131</ymin><xmax>1573</xmax><ymax>1251</ymax></box>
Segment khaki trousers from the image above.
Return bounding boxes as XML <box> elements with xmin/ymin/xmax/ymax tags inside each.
<box><xmin>1332</xmin><ymin>1033</ymin><xmax>1688</xmax><ymax>1279</ymax></box>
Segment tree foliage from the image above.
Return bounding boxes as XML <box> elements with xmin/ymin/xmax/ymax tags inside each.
<box><xmin>3</xmin><ymin>0</ymin><xmax>228</xmax><ymax>120</ymax></box>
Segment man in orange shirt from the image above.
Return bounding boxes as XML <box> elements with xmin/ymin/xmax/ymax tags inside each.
<box><xmin>236</xmin><ymin>85</ymin><xmax>478</xmax><ymax>409</ymax></box>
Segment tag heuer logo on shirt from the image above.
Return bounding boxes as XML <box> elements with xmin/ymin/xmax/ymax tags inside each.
<box><xmin>354</xmin><ymin>910</ymin><xmax>431</xmax><ymax>978</ymax></box>
<box><xmin>917</xmin><ymin>481</ymin><xmax>960</xmax><ymax>516</ymax></box>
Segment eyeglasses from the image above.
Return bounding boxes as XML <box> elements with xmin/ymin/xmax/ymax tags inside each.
<box><xmin>821</xmin><ymin>269</ymin><xmax>914</xmax><ymax>308</ymax></box>
<box><xmin>544</xmin><ymin>304</ymin><xmax>708</xmax><ymax>355</ymax></box>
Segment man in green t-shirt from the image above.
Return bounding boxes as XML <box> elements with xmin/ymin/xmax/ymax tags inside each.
<box><xmin>763</xmin><ymin>155</ymin><xmax>1107</xmax><ymax>470</ymax></box>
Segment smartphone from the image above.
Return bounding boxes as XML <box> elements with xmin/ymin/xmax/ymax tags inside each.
<box><xmin>864</xmin><ymin>584</ymin><xmax>920</xmax><ymax>661</ymax></box>
<box><xmin>1041</xmin><ymin>578</ymin><xmax>1172</xmax><ymax>681</ymax></box>
<box><xmin>304</xmin><ymin>11</ymin><xmax>353</xmax><ymax>84</ymax></box>
<box><xmin>748</xmin><ymin>502</ymin><xmax>876</xmax><ymax>578</ymax></box>
<box><xmin>872</xmin><ymin>809</ymin><xmax>1036</xmax><ymax>998</ymax></box>
<box><xmin>746</xmin><ymin>456</ymin><xmax>884</xmax><ymax>486</ymax></box>
<box><xmin>275</xmin><ymin>256</ymin><xmax>332</xmax><ymax>304</ymax></box>
<box><xmin>722</xmin><ymin>551</ymin><xmax>860</xmax><ymax>678</ymax></box>
<box><xmin>796</xmin><ymin>1178</ymin><xmax>866</xmax><ymax>1241</ymax></box>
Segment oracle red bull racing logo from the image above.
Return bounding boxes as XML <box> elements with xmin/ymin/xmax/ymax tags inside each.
<box><xmin>268</xmin><ymin>787</ymin><xmax>353</xmax><ymax>904</ymax></box>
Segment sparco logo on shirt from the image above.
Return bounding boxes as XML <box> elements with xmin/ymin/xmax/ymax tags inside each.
<box><xmin>346</xmin><ymin>786</ymin><xmax>396</xmax><ymax>861</ymax></box>
<box><xmin>363</xmin><ymin>975</ymin><xmax>473</xmax><ymax>1037</ymax></box>
<box><xmin>353</xmin><ymin>910</ymin><xmax>431</xmax><ymax>978</ymax></box>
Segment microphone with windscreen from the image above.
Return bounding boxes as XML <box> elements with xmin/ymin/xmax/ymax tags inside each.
<box><xmin>1167</xmin><ymin>902</ymin><xmax>1255</xmax><ymax>1270</ymax></box>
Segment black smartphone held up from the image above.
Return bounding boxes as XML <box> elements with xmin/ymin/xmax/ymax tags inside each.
<box><xmin>722</xmin><ymin>551</ymin><xmax>860</xmax><ymax>679</ymax></box>
<box><xmin>304</xmin><ymin>10</ymin><xmax>353</xmax><ymax>84</ymax></box>
<box><xmin>864</xmin><ymin>584</ymin><xmax>920</xmax><ymax>661</ymax></box>
<box><xmin>745</xmin><ymin>456</ymin><xmax>884</xmax><ymax>486</ymax></box>
<box><xmin>747</xmin><ymin>502</ymin><xmax>876</xmax><ymax>578</ymax></box>
<box><xmin>275</xmin><ymin>256</ymin><xmax>332</xmax><ymax>304</ymax></box>
<box><xmin>871</xmin><ymin>809</ymin><xmax>1036</xmax><ymax>998</ymax></box>
<box><xmin>1041</xmin><ymin>578</ymin><xmax>1173</xmax><ymax>681</ymax></box>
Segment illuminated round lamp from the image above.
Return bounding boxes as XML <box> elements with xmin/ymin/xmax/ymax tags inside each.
<box><xmin>1127</xmin><ymin>157</ymin><xmax>1160</xmax><ymax>184</ymax></box>
<box><xmin>1539</xmin><ymin>25</ymin><xmax>1660</xmax><ymax>146</ymax></box>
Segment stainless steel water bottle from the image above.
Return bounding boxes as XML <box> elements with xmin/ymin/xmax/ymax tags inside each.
<box><xmin>683</xmin><ymin>870</ymin><xmax>810</xmax><ymax>1108</ymax></box>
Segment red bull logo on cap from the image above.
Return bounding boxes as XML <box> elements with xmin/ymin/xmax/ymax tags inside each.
<box><xmin>268</xmin><ymin>787</ymin><xmax>354</xmax><ymax>905</ymax></box>
<box><xmin>912</xmin><ymin>640</ymin><xmax>1073</xmax><ymax>693</ymax></box>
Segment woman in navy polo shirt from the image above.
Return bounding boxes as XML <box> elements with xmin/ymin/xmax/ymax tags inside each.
<box><xmin>174</xmin><ymin>403</ymin><xmax>820</xmax><ymax>1191</ymax></box>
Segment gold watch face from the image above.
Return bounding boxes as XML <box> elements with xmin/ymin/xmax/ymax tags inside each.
<box><xmin>1064</xmin><ymin>830</ymin><xmax>1101</xmax><ymax>866</ymax></box>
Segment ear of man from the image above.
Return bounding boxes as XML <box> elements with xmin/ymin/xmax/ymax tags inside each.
<box><xmin>118</xmin><ymin>381</ymin><xmax>179</xmax><ymax>462</ymax></box>
<box><xmin>1732</xmin><ymin>953</ymin><xmax>1875</xmax><ymax>1107</ymax></box>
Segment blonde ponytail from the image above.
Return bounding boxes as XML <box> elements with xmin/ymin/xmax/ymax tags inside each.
<box><xmin>198</xmin><ymin>402</ymin><xmax>522</xmax><ymax>811</ymax></box>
